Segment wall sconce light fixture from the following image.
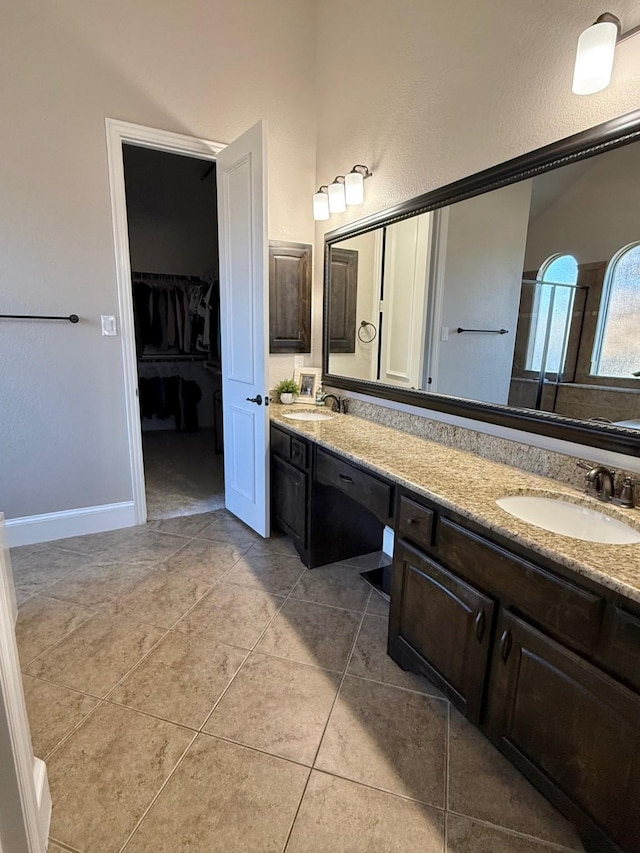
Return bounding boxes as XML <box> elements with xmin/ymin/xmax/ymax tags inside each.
<box><xmin>313</xmin><ymin>164</ymin><xmax>373</xmax><ymax>220</ymax></box>
<box><xmin>313</xmin><ymin>185</ymin><xmax>329</xmax><ymax>220</ymax></box>
<box><xmin>328</xmin><ymin>176</ymin><xmax>346</xmax><ymax>213</ymax></box>
<box><xmin>345</xmin><ymin>165</ymin><xmax>373</xmax><ymax>205</ymax></box>
<box><xmin>573</xmin><ymin>12</ymin><xmax>640</xmax><ymax>95</ymax></box>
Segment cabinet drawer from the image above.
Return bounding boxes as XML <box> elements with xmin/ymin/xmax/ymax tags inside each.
<box><xmin>316</xmin><ymin>448</ymin><xmax>393</xmax><ymax>524</ymax></box>
<box><xmin>271</xmin><ymin>425</ymin><xmax>309</xmax><ymax>471</ymax></box>
<box><xmin>597</xmin><ymin>606</ymin><xmax>640</xmax><ymax>693</ymax></box>
<box><xmin>437</xmin><ymin>518</ymin><xmax>602</xmax><ymax>653</ymax></box>
<box><xmin>397</xmin><ymin>496</ymin><xmax>434</xmax><ymax>551</ymax></box>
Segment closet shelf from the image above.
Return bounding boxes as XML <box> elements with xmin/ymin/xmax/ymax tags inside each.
<box><xmin>138</xmin><ymin>354</ymin><xmax>209</xmax><ymax>363</ymax></box>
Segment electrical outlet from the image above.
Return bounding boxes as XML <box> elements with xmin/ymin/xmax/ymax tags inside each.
<box><xmin>294</xmin><ymin>356</ymin><xmax>305</xmax><ymax>368</ymax></box>
<box><xmin>101</xmin><ymin>315</ymin><xmax>117</xmax><ymax>336</ymax></box>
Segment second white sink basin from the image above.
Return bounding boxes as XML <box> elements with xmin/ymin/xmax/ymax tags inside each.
<box><xmin>283</xmin><ymin>410</ymin><xmax>335</xmax><ymax>422</ymax></box>
<box><xmin>496</xmin><ymin>495</ymin><xmax>640</xmax><ymax>544</ymax></box>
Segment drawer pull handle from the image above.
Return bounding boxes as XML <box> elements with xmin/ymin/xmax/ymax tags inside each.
<box><xmin>500</xmin><ymin>629</ymin><xmax>512</xmax><ymax>662</ymax></box>
<box><xmin>339</xmin><ymin>474</ymin><xmax>354</xmax><ymax>484</ymax></box>
<box><xmin>407</xmin><ymin>517</ymin><xmax>418</xmax><ymax>525</ymax></box>
<box><xmin>475</xmin><ymin>609</ymin><xmax>486</xmax><ymax>642</ymax></box>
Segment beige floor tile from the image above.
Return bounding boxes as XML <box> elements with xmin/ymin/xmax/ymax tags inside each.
<box><xmin>348</xmin><ymin>614</ymin><xmax>442</xmax><ymax>695</ymax></box>
<box><xmin>316</xmin><ymin>675</ymin><xmax>447</xmax><ymax>807</ymax></box>
<box><xmin>123</xmin><ymin>734</ymin><xmax>309</xmax><ymax>853</ymax></box>
<box><xmin>448</xmin><ymin>710</ymin><xmax>584</xmax><ymax>849</ymax></box>
<box><xmin>104</xmin><ymin>569</ymin><xmax>212</xmax><ymax>628</ymax></box>
<box><xmin>247</xmin><ymin>531</ymin><xmax>300</xmax><ymax>557</ymax></box>
<box><xmin>52</xmin><ymin>527</ymin><xmax>186</xmax><ymax>563</ymax></box>
<box><xmin>446</xmin><ymin>813</ymin><xmax>580</xmax><ymax>852</ymax></box>
<box><xmin>163</xmin><ymin>537</ymin><xmax>249</xmax><ymax>583</ymax></box>
<box><xmin>336</xmin><ymin>551</ymin><xmax>391</xmax><ymax>571</ymax></box>
<box><xmin>290</xmin><ymin>562</ymin><xmax>372</xmax><ymax>611</ymax></box>
<box><xmin>44</xmin><ymin>560</ymin><xmax>154</xmax><ymax>609</ymax></box>
<box><xmin>47</xmin><ymin>702</ymin><xmax>193</xmax><ymax>853</ymax></box>
<box><xmin>204</xmin><ymin>653</ymin><xmax>340</xmax><ymax>764</ymax></box>
<box><xmin>255</xmin><ymin>598</ymin><xmax>361</xmax><ymax>670</ymax></box>
<box><xmin>175</xmin><ymin>582</ymin><xmax>283</xmax><ymax>648</ymax></box>
<box><xmin>22</xmin><ymin>675</ymin><xmax>99</xmax><ymax>759</ymax></box>
<box><xmin>46</xmin><ymin>843</ymin><xmax>68</xmax><ymax>853</ymax></box>
<box><xmin>366</xmin><ymin>590</ymin><xmax>390</xmax><ymax>616</ymax></box>
<box><xmin>223</xmin><ymin>549</ymin><xmax>306</xmax><ymax>596</ymax></box>
<box><xmin>16</xmin><ymin>595</ymin><xmax>95</xmax><ymax>666</ymax></box>
<box><xmin>109</xmin><ymin>632</ymin><xmax>246</xmax><ymax>728</ymax></box>
<box><xmin>195</xmin><ymin>510</ymin><xmax>260</xmax><ymax>547</ymax></box>
<box><xmin>26</xmin><ymin>613</ymin><xmax>165</xmax><ymax>697</ymax></box>
<box><xmin>10</xmin><ymin>546</ymin><xmax>105</xmax><ymax>598</ymax></box>
<box><xmin>286</xmin><ymin>771</ymin><xmax>445</xmax><ymax>852</ymax></box>
<box><xmin>145</xmin><ymin>511</ymin><xmax>220</xmax><ymax>538</ymax></box>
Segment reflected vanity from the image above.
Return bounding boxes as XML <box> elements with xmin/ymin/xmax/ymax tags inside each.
<box><xmin>323</xmin><ymin>108</ymin><xmax>640</xmax><ymax>456</ymax></box>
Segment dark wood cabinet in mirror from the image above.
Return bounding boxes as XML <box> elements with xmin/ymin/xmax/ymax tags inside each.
<box><xmin>322</xmin><ymin>108</ymin><xmax>640</xmax><ymax>457</ymax></box>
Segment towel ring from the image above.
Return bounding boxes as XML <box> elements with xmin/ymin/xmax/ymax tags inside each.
<box><xmin>358</xmin><ymin>320</ymin><xmax>377</xmax><ymax>343</ymax></box>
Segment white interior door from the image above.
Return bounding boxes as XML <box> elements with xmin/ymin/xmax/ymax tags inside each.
<box><xmin>217</xmin><ymin>121</ymin><xmax>270</xmax><ymax>536</ymax></box>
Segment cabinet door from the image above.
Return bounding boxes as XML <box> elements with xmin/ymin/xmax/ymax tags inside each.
<box><xmin>389</xmin><ymin>541</ymin><xmax>494</xmax><ymax>722</ymax></box>
<box><xmin>272</xmin><ymin>455</ymin><xmax>307</xmax><ymax>545</ymax></box>
<box><xmin>487</xmin><ymin>611</ymin><xmax>640</xmax><ymax>853</ymax></box>
<box><xmin>269</xmin><ymin>241</ymin><xmax>311</xmax><ymax>353</ymax></box>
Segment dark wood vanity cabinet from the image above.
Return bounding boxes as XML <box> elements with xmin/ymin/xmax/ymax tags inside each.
<box><xmin>271</xmin><ymin>424</ymin><xmax>392</xmax><ymax>568</ymax></box>
<box><xmin>389</xmin><ymin>540</ymin><xmax>494</xmax><ymax>722</ymax></box>
<box><xmin>388</xmin><ymin>489</ymin><xmax>640</xmax><ymax>853</ymax></box>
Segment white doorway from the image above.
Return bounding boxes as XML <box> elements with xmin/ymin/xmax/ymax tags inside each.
<box><xmin>106</xmin><ymin>119</ymin><xmax>270</xmax><ymax>535</ymax></box>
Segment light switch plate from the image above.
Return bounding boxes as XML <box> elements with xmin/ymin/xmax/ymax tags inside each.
<box><xmin>441</xmin><ymin>326</ymin><xmax>449</xmax><ymax>342</ymax></box>
<box><xmin>101</xmin><ymin>315</ymin><xmax>117</xmax><ymax>336</ymax></box>
<box><xmin>294</xmin><ymin>355</ymin><xmax>305</xmax><ymax>368</ymax></box>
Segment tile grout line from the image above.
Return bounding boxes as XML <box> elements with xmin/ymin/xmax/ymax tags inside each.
<box><xmin>197</xmin><ymin>563</ymin><xmax>310</xmax><ymax>733</ymax></box>
<box><xmin>445</xmin><ymin>810</ymin><xmax>584</xmax><ymax>852</ymax></box>
<box><xmin>117</xmin><ymin>730</ymin><xmax>199</xmax><ymax>853</ymax></box>
<box><xmin>280</xmin><ymin>587</ymin><xmax>374</xmax><ymax>853</ymax></box>
<box><xmin>19</xmin><ymin>605</ymin><xmax>98</xmax><ymax>670</ymax></box>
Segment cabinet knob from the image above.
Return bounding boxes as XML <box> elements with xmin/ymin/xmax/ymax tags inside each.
<box><xmin>339</xmin><ymin>474</ymin><xmax>354</xmax><ymax>484</ymax></box>
<box><xmin>500</xmin><ymin>628</ymin><xmax>513</xmax><ymax>662</ymax></box>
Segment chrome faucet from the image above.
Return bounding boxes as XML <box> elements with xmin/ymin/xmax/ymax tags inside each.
<box><xmin>322</xmin><ymin>394</ymin><xmax>347</xmax><ymax>413</ymax></box>
<box><xmin>577</xmin><ymin>461</ymin><xmax>615</xmax><ymax>502</ymax></box>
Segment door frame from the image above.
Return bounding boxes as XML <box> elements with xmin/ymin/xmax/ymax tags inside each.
<box><xmin>105</xmin><ymin>119</ymin><xmax>226</xmax><ymax>524</ymax></box>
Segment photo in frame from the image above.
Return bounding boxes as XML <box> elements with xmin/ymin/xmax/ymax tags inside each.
<box><xmin>293</xmin><ymin>367</ymin><xmax>322</xmax><ymax>402</ymax></box>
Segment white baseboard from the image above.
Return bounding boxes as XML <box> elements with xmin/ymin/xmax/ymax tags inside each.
<box><xmin>4</xmin><ymin>501</ymin><xmax>136</xmax><ymax>548</ymax></box>
<box><xmin>33</xmin><ymin>758</ymin><xmax>51</xmax><ymax>843</ymax></box>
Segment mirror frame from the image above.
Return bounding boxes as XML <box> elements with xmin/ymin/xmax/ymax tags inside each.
<box><xmin>322</xmin><ymin>108</ymin><xmax>640</xmax><ymax>457</ymax></box>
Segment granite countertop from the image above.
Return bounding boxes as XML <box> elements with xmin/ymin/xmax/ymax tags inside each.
<box><xmin>271</xmin><ymin>405</ymin><xmax>640</xmax><ymax>605</ymax></box>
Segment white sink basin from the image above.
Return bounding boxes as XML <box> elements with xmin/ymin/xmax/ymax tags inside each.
<box><xmin>496</xmin><ymin>495</ymin><xmax>640</xmax><ymax>544</ymax></box>
<box><xmin>283</xmin><ymin>410</ymin><xmax>335</xmax><ymax>422</ymax></box>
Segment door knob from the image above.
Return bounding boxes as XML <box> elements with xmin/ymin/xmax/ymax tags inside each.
<box><xmin>246</xmin><ymin>394</ymin><xmax>263</xmax><ymax>405</ymax></box>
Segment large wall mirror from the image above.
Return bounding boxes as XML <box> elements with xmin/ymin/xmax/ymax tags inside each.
<box><xmin>322</xmin><ymin>109</ymin><xmax>640</xmax><ymax>457</ymax></box>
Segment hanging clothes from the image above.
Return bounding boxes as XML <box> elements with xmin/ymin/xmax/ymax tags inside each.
<box><xmin>131</xmin><ymin>274</ymin><xmax>209</xmax><ymax>356</ymax></box>
<box><xmin>138</xmin><ymin>376</ymin><xmax>202</xmax><ymax>431</ymax></box>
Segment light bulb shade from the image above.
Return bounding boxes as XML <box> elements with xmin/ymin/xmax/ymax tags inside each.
<box><xmin>328</xmin><ymin>180</ymin><xmax>346</xmax><ymax>213</ymax></box>
<box><xmin>345</xmin><ymin>171</ymin><xmax>364</xmax><ymax>205</ymax></box>
<box><xmin>572</xmin><ymin>20</ymin><xmax>617</xmax><ymax>95</ymax></box>
<box><xmin>313</xmin><ymin>190</ymin><xmax>329</xmax><ymax>220</ymax></box>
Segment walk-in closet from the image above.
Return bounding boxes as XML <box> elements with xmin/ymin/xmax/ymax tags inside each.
<box><xmin>123</xmin><ymin>144</ymin><xmax>223</xmax><ymax>519</ymax></box>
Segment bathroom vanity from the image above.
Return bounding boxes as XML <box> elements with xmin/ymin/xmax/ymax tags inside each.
<box><xmin>270</xmin><ymin>409</ymin><xmax>640</xmax><ymax>853</ymax></box>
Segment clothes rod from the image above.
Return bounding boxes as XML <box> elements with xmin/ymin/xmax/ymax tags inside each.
<box><xmin>0</xmin><ymin>313</ymin><xmax>79</xmax><ymax>323</ymax></box>
<box><xmin>456</xmin><ymin>327</ymin><xmax>509</xmax><ymax>334</ymax></box>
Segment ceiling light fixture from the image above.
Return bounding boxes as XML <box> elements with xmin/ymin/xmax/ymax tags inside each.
<box><xmin>573</xmin><ymin>12</ymin><xmax>640</xmax><ymax>95</ymax></box>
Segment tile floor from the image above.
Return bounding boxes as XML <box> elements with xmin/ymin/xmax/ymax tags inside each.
<box><xmin>10</xmin><ymin>510</ymin><xmax>586</xmax><ymax>853</ymax></box>
<box><xmin>142</xmin><ymin>429</ymin><xmax>225</xmax><ymax>519</ymax></box>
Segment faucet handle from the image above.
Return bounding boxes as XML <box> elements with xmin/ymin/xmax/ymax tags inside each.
<box><xmin>576</xmin><ymin>460</ymin><xmax>592</xmax><ymax>471</ymax></box>
<box><xmin>613</xmin><ymin>475</ymin><xmax>639</xmax><ymax>509</ymax></box>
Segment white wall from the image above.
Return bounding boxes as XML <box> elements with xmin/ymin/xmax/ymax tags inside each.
<box><xmin>314</xmin><ymin>0</ymin><xmax>640</xmax><ymax>459</ymax></box>
<box><xmin>525</xmin><ymin>140</ymin><xmax>640</xmax><ymax>269</ymax></box>
<box><xmin>437</xmin><ymin>181</ymin><xmax>532</xmax><ymax>404</ymax></box>
<box><xmin>0</xmin><ymin>0</ymin><xmax>316</xmax><ymax>520</ymax></box>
